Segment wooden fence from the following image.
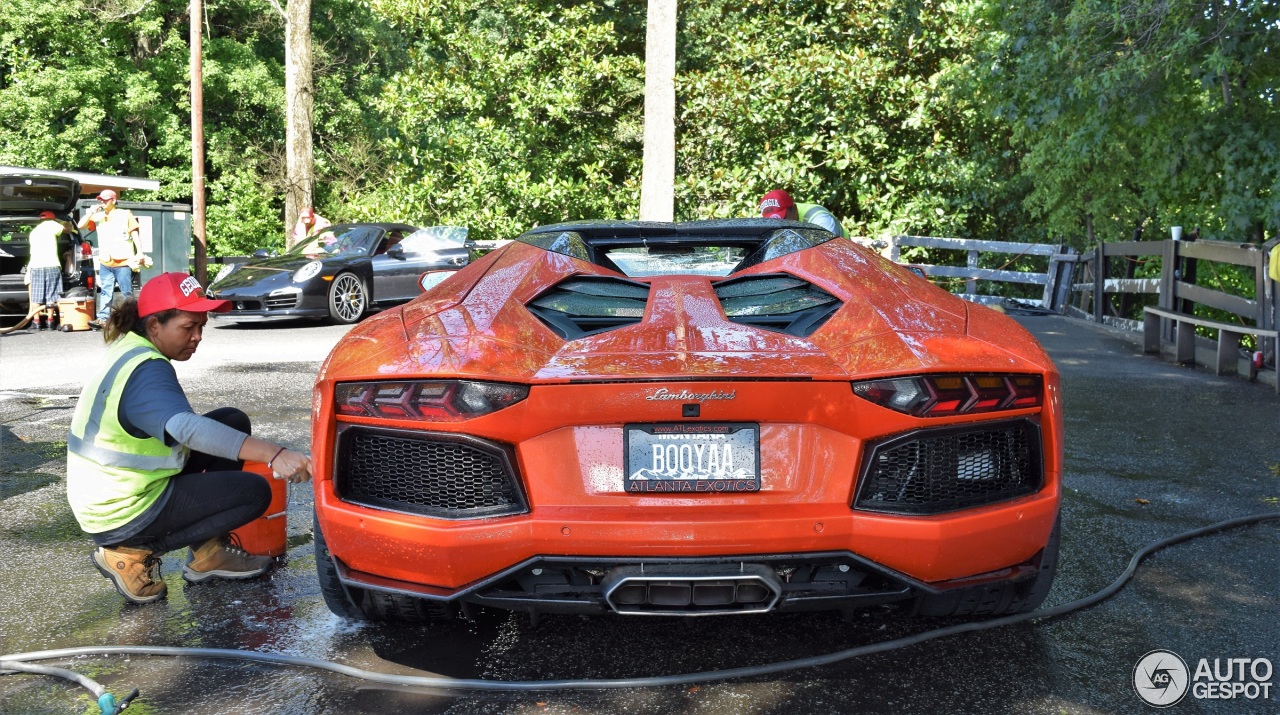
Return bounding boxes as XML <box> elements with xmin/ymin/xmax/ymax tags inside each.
<box><xmin>889</xmin><ymin>235</ymin><xmax>1077</xmax><ymax>311</ymax></box>
<box><xmin>891</xmin><ymin>234</ymin><xmax>1279</xmax><ymax>391</ymax></box>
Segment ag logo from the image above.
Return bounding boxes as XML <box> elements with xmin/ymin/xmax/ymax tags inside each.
<box><xmin>1134</xmin><ymin>650</ymin><xmax>1190</xmax><ymax>707</ymax></box>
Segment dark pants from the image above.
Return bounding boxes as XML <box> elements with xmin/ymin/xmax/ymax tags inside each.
<box><xmin>113</xmin><ymin>407</ymin><xmax>271</xmax><ymax>554</ymax></box>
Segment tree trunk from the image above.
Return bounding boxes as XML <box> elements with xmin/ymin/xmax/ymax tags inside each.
<box><xmin>639</xmin><ymin>0</ymin><xmax>676</xmax><ymax>222</ymax></box>
<box><xmin>283</xmin><ymin>0</ymin><xmax>314</xmax><ymax>248</ymax></box>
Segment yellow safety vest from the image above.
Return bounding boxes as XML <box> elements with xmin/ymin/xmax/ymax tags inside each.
<box><xmin>795</xmin><ymin>203</ymin><xmax>849</xmax><ymax>238</ymax></box>
<box><xmin>66</xmin><ymin>332</ymin><xmax>189</xmax><ymax>533</ymax></box>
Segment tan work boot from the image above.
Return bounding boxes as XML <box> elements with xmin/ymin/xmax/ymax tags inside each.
<box><xmin>91</xmin><ymin>546</ymin><xmax>167</xmax><ymax>604</ymax></box>
<box><xmin>183</xmin><ymin>534</ymin><xmax>274</xmax><ymax>583</ymax></box>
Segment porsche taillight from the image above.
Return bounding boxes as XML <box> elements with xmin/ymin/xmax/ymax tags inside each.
<box><xmin>335</xmin><ymin>380</ymin><xmax>529</xmax><ymax>421</ymax></box>
<box><xmin>852</xmin><ymin>374</ymin><xmax>1042</xmax><ymax>417</ymax></box>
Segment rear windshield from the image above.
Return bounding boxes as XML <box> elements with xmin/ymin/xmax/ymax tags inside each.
<box><xmin>604</xmin><ymin>246</ymin><xmax>748</xmax><ymax>277</ymax></box>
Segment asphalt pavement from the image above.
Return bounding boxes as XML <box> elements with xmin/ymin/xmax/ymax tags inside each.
<box><xmin>0</xmin><ymin>314</ymin><xmax>1276</xmax><ymax>714</ymax></box>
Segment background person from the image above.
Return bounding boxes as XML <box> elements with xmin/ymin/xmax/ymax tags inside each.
<box><xmin>759</xmin><ymin>189</ymin><xmax>849</xmax><ymax>238</ymax></box>
<box><xmin>24</xmin><ymin>210</ymin><xmax>70</xmax><ymax>330</ymax></box>
<box><xmin>78</xmin><ymin>189</ymin><xmax>145</xmax><ymax>328</ymax></box>
<box><xmin>67</xmin><ymin>272</ymin><xmax>313</xmax><ymax>605</ymax></box>
<box><xmin>291</xmin><ymin>206</ymin><xmax>332</xmax><ymax>244</ymax></box>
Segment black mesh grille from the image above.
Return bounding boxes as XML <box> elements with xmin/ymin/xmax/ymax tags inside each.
<box><xmin>337</xmin><ymin>428</ymin><xmax>526</xmax><ymax>519</ymax></box>
<box><xmin>855</xmin><ymin>420</ymin><xmax>1043</xmax><ymax>514</ymax></box>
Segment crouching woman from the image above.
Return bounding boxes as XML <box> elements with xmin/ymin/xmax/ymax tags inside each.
<box><xmin>66</xmin><ymin>272</ymin><xmax>313</xmax><ymax>605</ymax></box>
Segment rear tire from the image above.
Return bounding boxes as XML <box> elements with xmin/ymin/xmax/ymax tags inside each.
<box><xmin>313</xmin><ymin>515</ymin><xmax>363</xmax><ymax>620</ymax></box>
<box><xmin>912</xmin><ymin>515</ymin><xmax>1060</xmax><ymax>617</ymax></box>
<box><xmin>313</xmin><ymin>515</ymin><xmax>458</xmax><ymax>623</ymax></box>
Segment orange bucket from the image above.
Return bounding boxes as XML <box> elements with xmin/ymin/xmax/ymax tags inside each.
<box><xmin>230</xmin><ymin>460</ymin><xmax>288</xmax><ymax>557</ymax></box>
<box><xmin>56</xmin><ymin>298</ymin><xmax>94</xmax><ymax>331</ymax></box>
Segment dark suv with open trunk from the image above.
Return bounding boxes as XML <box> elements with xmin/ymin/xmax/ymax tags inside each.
<box><xmin>0</xmin><ymin>174</ymin><xmax>94</xmax><ymax>319</ymax></box>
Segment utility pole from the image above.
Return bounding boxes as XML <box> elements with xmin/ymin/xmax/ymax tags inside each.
<box><xmin>639</xmin><ymin>0</ymin><xmax>676</xmax><ymax>222</ymax></box>
<box><xmin>190</xmin><ymin>0</ymin><xmax>207</xmax><ymax>284</ymax></box>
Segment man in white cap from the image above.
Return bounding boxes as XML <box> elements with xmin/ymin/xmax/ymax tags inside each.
<box><xmin>78</xmin><ymin>189</ymin><xmax>148</xmax><ymax>328</ymax></box>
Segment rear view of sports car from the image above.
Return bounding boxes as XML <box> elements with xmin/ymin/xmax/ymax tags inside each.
<box><xmin>311</xmin><ymin>220</ymin><xmax>1062</xmax><ymax>623</ymax></box>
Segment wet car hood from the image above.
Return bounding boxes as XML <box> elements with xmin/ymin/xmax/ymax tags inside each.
<box><xmin>320</xmin><ymin>241</ymin><xmax>1055</xmax><ymax>383</ymax></box>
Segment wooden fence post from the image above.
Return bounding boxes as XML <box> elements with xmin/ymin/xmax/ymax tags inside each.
<box><xmin>966</xmin><ymin>249</ymin><xmax>978</xmax><ymax>296</ymax></box>
<box><xmin>1093</xmin><ymin>243</ymin><xmax>1106</xmax><ymax>323</ymax></box>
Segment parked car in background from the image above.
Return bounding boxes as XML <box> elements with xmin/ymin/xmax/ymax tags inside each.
<box><xmin>311</xmin><ymin>219</ymin><xmax>1062</xmax><ymax>624</ymax></box>
<box><xmin>0</xmin><ymin>174</ymin><xmax>94</xmax><ymax>319</ymax></box>
<box><xmin>207</xmin><ymin>223</ymin><xmax>471</xmax><ymax>324</ymax></box>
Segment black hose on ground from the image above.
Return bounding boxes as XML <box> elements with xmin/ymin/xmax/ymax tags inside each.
<box><xmin>1</xmin><ymin>512</ymin><xmax>1276</xmax><ymax>697</ymax></box>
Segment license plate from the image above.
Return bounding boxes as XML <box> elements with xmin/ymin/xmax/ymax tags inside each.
<box><xmin>624</xmin><ymin>423</ymin><xmax>760</xmax><ymax>493</ymax></box>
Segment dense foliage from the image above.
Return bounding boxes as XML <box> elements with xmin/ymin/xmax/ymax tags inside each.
<box><xmin>1</xmin><ymin>0</ymin><xmax>1276</xmax><ymax>252</ymax></box>
<box><xmin>0</xmin><ymin>0</ymin><xmax>402</xmax><ymax>255</ymax></box>
<box><xmin>976</xmin><ymin>0</ymin><xmax>1280</xmax><ymax>246</ymax></box>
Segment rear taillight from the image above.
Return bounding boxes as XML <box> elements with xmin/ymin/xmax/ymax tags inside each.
<box><xmin>335</xmin><ymin>380</ymin><xmax>529</xmax><ymax>421</ymax></box>
<box><xmin>852</xmin><ymin>374</ymin><xmax>1042</xmax><ymax>417</ymax></box>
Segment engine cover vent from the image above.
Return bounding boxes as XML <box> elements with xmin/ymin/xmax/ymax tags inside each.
<box><xmin>527</xmin><ymin>275</ymin><xmax>651</xmax><ymax>340</ymax></box>
<box><xmin>712</xmin><ymin>273</ymin><xmax>842</xmax><ymax>337</ymax></box>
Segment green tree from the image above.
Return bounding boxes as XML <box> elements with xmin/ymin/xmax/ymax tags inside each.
<box><xmin>353</xmin><ymin>0</ymin><xmax>647</xmax><ymax>240</ymax></box>
<box><xmin>0</xmin><ymin>0</ymin><xmax>404</xmax><ymax>256</ymax></box>
<box><xmin>676</xmin><ymin>0</ymin><xmax>1031</xmax><ymax>242</ymax></box>
<box><xmin>975</xmin><ymin>0</ymin><xmax>1280</xmax><ymax>245</ymax></box>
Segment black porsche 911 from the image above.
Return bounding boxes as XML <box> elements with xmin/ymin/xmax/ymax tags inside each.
<box><xmin>207</xmin><ymin>223</ymin><xmax>470</xmax><ymax>324</ymax></box>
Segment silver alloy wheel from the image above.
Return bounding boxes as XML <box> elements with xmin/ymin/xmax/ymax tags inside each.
<box><xmin>328</xmin><ymin>273</ymin><xmax>367</xmax><ymax>324</ymax></box>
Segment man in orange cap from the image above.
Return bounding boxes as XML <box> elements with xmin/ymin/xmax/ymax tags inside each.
<box><xmin>78</xmin><ymin>189</ymin><xmax>148</xmax><ymax>328</ymax></box>
<box><xmin>758</xmin><ymin>189</ymin><xmax>848</xmax><ymax>238</ymax></box>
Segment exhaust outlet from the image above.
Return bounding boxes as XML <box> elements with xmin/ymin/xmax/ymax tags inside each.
<box><xmin>602</xmin><ymin>564</ymin><xmax>782</xmax><ymax>616</ymax></box>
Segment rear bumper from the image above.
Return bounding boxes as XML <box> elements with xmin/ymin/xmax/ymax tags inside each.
<box><xmin>332</xmin><ymin>550</ymin><xmax>922</xmax><ymax>616</ymax></box>
<box><xmin>316</xmin><ymin>484</ymin><xmax>1060</xmax><ymax>609</ymax></box>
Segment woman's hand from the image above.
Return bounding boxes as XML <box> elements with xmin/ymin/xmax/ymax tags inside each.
<box><xmin>270</xmin><ymin>449</ymin><xmax>313</xmax><ymax>483</ymax></box>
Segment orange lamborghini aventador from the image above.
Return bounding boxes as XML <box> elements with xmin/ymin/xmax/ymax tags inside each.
<box><xmin>311</xmin><ymin>220</ymin><xmax>1062</xmax><ymax>622</ymax></box>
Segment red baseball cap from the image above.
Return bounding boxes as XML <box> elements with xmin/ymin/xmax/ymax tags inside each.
<box><xmin>759</xmin><ymin>189</ymin><xmax>794</xmax><ymax>219</ymax></box>
<box><xmin>97</xmin><ymin>189</ymin><xmax>118</xmax><ymax>201</ymax></box>
<box><xmin>138</xmin><ymin>272</ymin><xmax>231</xmax><ymax>317</ymax></box>
<box><xmin>38</xmin><ymin>210</ymin><xmax>56</xmax><ymax>219</ymax></box>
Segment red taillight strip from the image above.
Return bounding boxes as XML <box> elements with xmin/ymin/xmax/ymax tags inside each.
<box><xmin>852</xmin><ymin>374</ymin><xmax>1043</xmax><ymax>417</ymax></box>
<box><xmin>335</xmin><ymin>380</ymin><xmax>529</xmax><ymax>422</ymax></box>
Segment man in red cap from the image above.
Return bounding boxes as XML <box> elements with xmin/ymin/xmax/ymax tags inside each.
<box><xmin>77</xmin><ymin>189</ymin><xmax>148</xmax><ymax>328</ymax></box>
<box><xmin>24</xmin><ymin>210</ymin><xmax>73</xmax><ymax>330</ymax></box>
<box><xmin>758</xmin><ymin>189</ymin><xmax>848</xmax><ymax>238</ymax></box>
<box><xmin>66</xmin><ymin>272</ymin><xmax>313</xmax><ymax>604</ymax></box>
<box><xmin>290</xmin><ymin>206</ymin><xmax>332</xmax><ymax>246</ymax></box>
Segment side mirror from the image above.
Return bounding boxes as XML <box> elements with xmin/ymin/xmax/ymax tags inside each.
<box><xmin>419</xmin><ymin>271</ymin><xmax>450</xmax><ymax>293</ymax></box>
<box><xmin>386</xmin><ymin>244</ymin><xmax>406</xmax><ymax>258</ymax></box>
<box><xmin>252</xmin><ymin>249</ymin><xmax>271</xmax><ymax>258</ymax></box>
